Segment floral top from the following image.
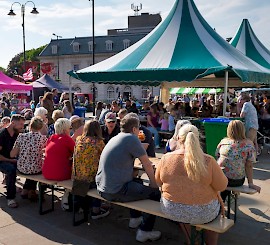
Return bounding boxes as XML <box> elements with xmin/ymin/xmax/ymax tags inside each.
<box><xmin>72</xmin><ymin>136</ymin><xmax>105</xmax><ymax>183</ymax></box>
<box><xmin>215</xmin><ymin>138</ymin><xmax>256</xmax><ymax>179</ymax></box>
<box><xmin>14</xmin><ymin>132</ymin><xmax>47</xmax><ymax>174</ymax></box>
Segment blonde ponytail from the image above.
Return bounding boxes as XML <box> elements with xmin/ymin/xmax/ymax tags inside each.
<box><xmin>178</xmin><ymin>124</ymin><xmax>207</xmax><ymax>182</ymax></box>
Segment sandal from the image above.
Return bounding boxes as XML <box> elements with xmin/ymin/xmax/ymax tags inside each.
<box><xmin>7</xmin><ymin>199</ymin><xmax>18</xmax><ymax>208</ymax></box>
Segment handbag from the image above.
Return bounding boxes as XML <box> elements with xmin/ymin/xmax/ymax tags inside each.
<box><xmin>72</xmin><ymin>163</ymin><xmax>90</xmax><ymax>197</ymax></box>
<box><xmin>71</xmin><ymin>179</ymin><xmax>90</xmax><ymax>197</ymax></box>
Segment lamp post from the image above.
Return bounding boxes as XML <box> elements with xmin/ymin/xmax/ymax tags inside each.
<box><xmin>52</xmin><ymin>33</ymin><xmax>62</xmax><ymax>81</ymax></box>
<box><xmin>8</xmin><ymin>1</ymin><xmax>39</xmax><ymax>74</ymax></box>
<box><xmin>89</xmin><ymin>0</ymin><xmax>96</xmax><ymax>116</ymax></box>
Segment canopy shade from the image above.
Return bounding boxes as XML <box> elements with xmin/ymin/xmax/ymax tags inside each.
<box><xmin>32</xmin><ymin>74</ymin><xmax>69</xmax><ymax>92</ymax></box>
<box><xmin>170</xmin><ymin>87</ymin><xmax>223</xmax><ymax>94</ymax></box>
<box><xmin>69</xmin><ymin>0</ymin><xmax>270</xmax><ymax>85</ymax></box>
<box><xmin>0</xmin><ymin>72</ymin><xmax>32</xmax><ymax>92</ymax></box>
<box><xmin>230</xmin><ymin>19</ymin><xmax>270</xmax><ymax>69</ymax></box>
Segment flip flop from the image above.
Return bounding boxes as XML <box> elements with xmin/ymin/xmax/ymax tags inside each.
<box><xmin>7</xmin><ymin>199</ymin><xmax>18</xmax><ymax>208</ymax></box>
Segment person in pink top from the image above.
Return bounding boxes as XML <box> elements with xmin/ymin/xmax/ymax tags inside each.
<box><xmin>155</xmin><ymin>124</ymin><xmax>228</xmax><ymax>245</ymax></box>
<box><xmin>42</xmin><ymin>118</ymin><xmax>75</xmax><ymax>181</ymax></box>
<box><xmin>158</xmin><ymin>112</ymin><xmax>169</xmax><ymax>131</ymax></box>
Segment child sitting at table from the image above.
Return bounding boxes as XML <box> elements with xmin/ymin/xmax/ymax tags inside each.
<box><xmin>168</xmin><ymin>108</ymin><xmax>177</xmax><ymax>132</ymax></box>
<box><xmin>159</xmin><ymin>112</ymin><xmax>169</xmax><ymax>131</ymax></box>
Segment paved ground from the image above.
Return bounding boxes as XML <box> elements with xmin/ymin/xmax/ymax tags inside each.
<box><xmin>0</xmin><ymin>114</ymin><xmax>269</xmax><ymax>244</ymax></box>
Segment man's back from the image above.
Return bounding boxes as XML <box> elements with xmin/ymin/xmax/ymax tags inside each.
<box><xmin>96</xmin><ymin>132</ymin><xmax>146</xmax><ymax>194</ymax></box>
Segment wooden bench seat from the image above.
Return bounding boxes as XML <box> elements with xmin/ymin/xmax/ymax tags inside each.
<box><xmin>225</xmin><ymin>185</ymin><xmax>258</xmax><ymax>222</ymax></box>
<box><xmin>16</xmin><ymin>176</ymin><xmax>233</xmax><ymax>243</ymax></box>
<box><xmin>56</xmin><ymin>179</ymin><xmax>234</xmax><ymax>243</ymax></box>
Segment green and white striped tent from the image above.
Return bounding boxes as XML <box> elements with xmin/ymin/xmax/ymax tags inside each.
<box><xmin>230</xmin><ymin>19</ymin><xmax>270</xmax><ymax>69</ymax></box>
<box><xmin>69</xmin><ymin>0</ymin><xmax>270</xmax><ymax>85</ymax></box>
<box><xmin>170</xmin><ymin>87</ymin><xmax>222</xmax><ymax>94</ymax></box>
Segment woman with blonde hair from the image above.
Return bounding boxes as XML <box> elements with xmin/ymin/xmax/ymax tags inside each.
<box><xmin>156</xmin><ymin>124</ymin><xmax>228</xmax><ymax>245</ymax></box>
<box><xmin>216</xmin><ymin>120</ymin><xmax>261</xmax><ymax>202</ymax></box>
<box><xmin>165</xmin><ymin>120</ymin><xmax>191</xmax><ymax>153</ymax></box>
<box><xmin>34</xmin><ymin>107</ymin><xmax>48</xmax><ymax>136</ymax></box>
<box><xmin>10</xmin><ymin>116</ymin><xmax>47</xmax><ymax>200</ymax></box>
<box><xmin>62</xmin><ymin>100</ymin><xmax>74</xmax><ymax>119</ymax></box>
<box><xmin>48</xmin><ymin>109</ymin><xmax>64</xmax><ymax>137</ymax></box>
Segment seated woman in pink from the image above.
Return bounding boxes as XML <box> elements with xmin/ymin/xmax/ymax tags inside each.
<box><xmin>42</xmin><ymin>118</ymin><xmax>75</xmax><ymax>181</ymax></box>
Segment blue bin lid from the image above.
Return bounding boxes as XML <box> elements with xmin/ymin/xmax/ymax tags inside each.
<box><xmin>202</xmin><ymin>118</ymin><xmax>230</xmax><ymax>123</ymax></box>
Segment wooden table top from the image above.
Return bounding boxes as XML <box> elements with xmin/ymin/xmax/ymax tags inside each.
<box><xmin>134</xmin><ymin>157</ymin><xmax>161</xmax><ymax>170</ymax></box>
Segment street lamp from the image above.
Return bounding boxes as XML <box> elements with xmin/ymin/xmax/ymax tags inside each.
<box><xmin>8</xmin><ymin>1</ymin><xmax>39</xmax><ymax>74</ymax></box>
<box><xmin>52</xmin><ymin>33</ymin><xmax>62</xmax><ymax>81</ymax></box>
<box><xmin>89</xmin><ymin>0</ymin><xmax>96</xmax><ymax>116</ymax></box>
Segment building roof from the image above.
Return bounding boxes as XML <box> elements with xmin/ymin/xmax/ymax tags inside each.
<box><xmin>39</xmin><ymin>33</ymin><xmax>148</xmax><ymax>57</ymax></box>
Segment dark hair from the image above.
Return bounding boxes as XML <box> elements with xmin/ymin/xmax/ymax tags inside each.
<box><xmin>11</xmin><ymin>114</ymin><xmax>25</xmax><ymax>122</ymax></box>
<box><xmin>120</xmin><ymin>115</ymin><xmax>139</xmax><ymax>133</ymax></box>
<box><xmin>83</xmin><ymin>120</ymin><xmax>103</xmax><ymax>139</ymax></box>
<box><xmin>96</xmin><ymin>101</ymin><xmax>103</xmax><ymax>110</ymax></box>
<box><xmin>43</xmin><ymin>92</ymin><xmax>53</xmax><ymax>101</ymax></box>
<box><xmin>150</xmin><ymin>103</ymin><xmax>158</xmax><ymax>114</ymax></box>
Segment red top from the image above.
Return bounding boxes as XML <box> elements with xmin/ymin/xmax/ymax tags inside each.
<box><xmin>42</xmin><ymin>134</ymin><xmax>75</xmax><ymax>181</ymax></box>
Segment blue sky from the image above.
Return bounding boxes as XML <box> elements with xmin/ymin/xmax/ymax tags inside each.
<box><xmin>1</xmin><ymin>0</ymin><xmax>270</xmax><ymax>69</ymax></box>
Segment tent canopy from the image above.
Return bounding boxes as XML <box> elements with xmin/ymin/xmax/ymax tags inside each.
<box><xmin>0</xmin><ymin>72</ymin><xmax>32</xmax><ymax>92</ymax></box>
<box><xmin>69</xmin><ymin>0</ymin><xmax>270</xmax><ymax>85</ymax></box>
<box><xmin>170</xmin><ymin>87</ymin><xmax>223</xmax><ymax>94</ymax></box>
<box><xmin>32</xmin><ymin>74</ymin><xmax>69</xmax><ymax>92</ymax></box>
<box><xmin>230</xmin><ymin>19</ymin><xmax>270</xmax><ymax>69</ymax></box>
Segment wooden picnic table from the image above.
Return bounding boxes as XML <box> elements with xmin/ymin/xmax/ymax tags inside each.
<box><xmin>134</xmin><ymin>157</ymin><xmax>161</xmax><ymax>170</ymax></box>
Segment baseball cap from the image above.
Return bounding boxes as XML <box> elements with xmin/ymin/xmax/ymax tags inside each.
<box><xmin>69</xmin><ymin>115</ymin><xmax>83</xmax><ymax>124</ymax></box>
<box><xmin>105</xmin><ymin>112</ymin><xmax>117</xmax><ymax>122</ymax></box>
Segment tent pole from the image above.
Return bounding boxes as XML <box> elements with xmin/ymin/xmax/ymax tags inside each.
<box><xmin>223</xmin><ymin>70</ymin><xmax>229</xmax><ymax>116</ymax></box>
<box><xmin>69</xmin><ymin>76</ymin><xmax>72</xmax><ymax>104</ymax></box>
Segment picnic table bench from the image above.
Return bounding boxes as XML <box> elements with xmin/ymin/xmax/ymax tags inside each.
<box><xmin>225</xmin><ymin>185</ymin><xmax>258</xmax><ymax>222</ymax></box>
<box><xmin>16</xmin><ymin>169</ymin><xmax>234</xmax><ymax>244</ymax></box>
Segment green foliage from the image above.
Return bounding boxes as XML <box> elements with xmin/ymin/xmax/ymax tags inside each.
<box><xmin>0</xmin><ymin>67</ymin><xmax>6</xmax><ymax>73</ymax></box>
<box><xmin>7</xmin><ymin>45</ymin><xmax>46</xmax><ymax>76</ymax></box>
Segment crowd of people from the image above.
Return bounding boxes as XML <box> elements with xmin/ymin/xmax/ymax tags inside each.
<box><xmin>0</xmin><ymin>88</ymin><xmax>264</xmax><ymax>244</ymax></box>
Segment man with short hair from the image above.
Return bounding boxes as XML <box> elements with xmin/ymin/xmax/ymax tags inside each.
<box><xmin>239</xmin><ymin>94</ymin><xmax>259</xmax><ymax>153</ymax></box>
<box><xmin>96</xmin><ymin>114</ymin><xmax>161</xmax><ymax>242</ymax></box>
<box><xmin>164</xmin><ymin>98</ymin><xmax>174</xmax><ymax>113</ymax></box>
<box><xmin>51</xmin><ymin>88</ymin><xmax>59</xmax><ymax>105</ymax></box>
<box><xmin>0</xmin><ymin>102</ymin><xmax>11</xmax><ymax>118</ymax></box>
<box><xmin>0</xmin><ymin>114</ymin><xmax>25</xmax><ymax>208</ymax></box>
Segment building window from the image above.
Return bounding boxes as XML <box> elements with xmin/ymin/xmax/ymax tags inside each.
<box><xmin>88</xmin><ymin>41</ymin><xmax>94</xmax><ymax>52</ymax></box>
<box><xmin>142</xmin><ymin>86</ymin><xmax>149</xmax><ymax>99</ymax></box>
<box><xmin>73</xmin><ymin>64</ymin><xmax>79</xmax><ymax>71</ymax></box>
<box><xmin>73</xmin><ymin>42</ymin><xmax>80</xmax><ymax>52</ymax></box>
<box><xmin>107</xmin><ymin>86</ymin><xmax>115</xmax><ymax>100</ymax></box>
<box><xmin>123</xmin><ymin>86</ymin><xmax>132</xmax><ymax>100</ymax></box>
<box><xmin>52</xmin><ymin>45</ymin><xmax>58</xmax><ymax>54</ymax></box>
<box><xmin>105</xmin><ymin>40</ymin><xmax>113</xmax><ymax>51</ymax></box>
<box><xmin>123</xmin><ymin>39</ymin><xmax>131</xmax><ymax>49</ymax></box>
<box><xmin>72</xmin><ymin>86</ymin><xmax>81</xmax><ymax>93</ymax></box>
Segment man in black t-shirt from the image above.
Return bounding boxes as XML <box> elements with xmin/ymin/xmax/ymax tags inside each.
<box><xmin>0</xmin><ymin>114</ymin><xmax>25</xmax><ymax>208</ymax></box>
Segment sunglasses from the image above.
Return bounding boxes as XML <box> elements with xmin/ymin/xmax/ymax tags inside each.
<box><xmin>107</xmin><ymin>121</ymin><xmax>116</xmax><ymax>124</ymax></box>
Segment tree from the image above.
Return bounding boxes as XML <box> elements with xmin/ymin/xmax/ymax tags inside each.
<box><xmin>0</xmin><ymin>67</ymin><xmax>6</xmax><ymax>73</ymax></box>
<box><xmin>6</xmin><ymin>45</ymin><xmax>46</xmax><ymax>79</ymax></box>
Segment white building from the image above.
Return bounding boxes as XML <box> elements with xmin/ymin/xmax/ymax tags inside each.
<box><xmin>39</xmin><ymin>13</ymin><xmax>162</xmax><ymax>103</ymax></box>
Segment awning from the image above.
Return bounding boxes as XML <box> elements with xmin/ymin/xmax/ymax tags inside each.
<box><xmin>170</xmin><ymin>87</ymin><xmax>223</xmax><ymax>94</ymax></box>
